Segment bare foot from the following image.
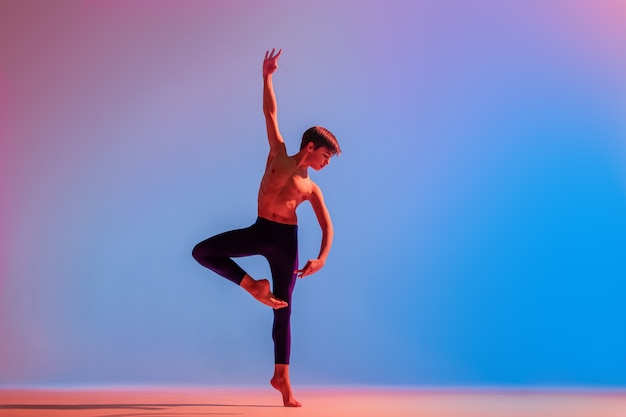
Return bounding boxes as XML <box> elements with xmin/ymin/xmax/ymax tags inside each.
<box><xmin>241</xmin><ymin>277</ymin><xmax>288</xmax><ymax>309</ymax></box>
<box><xmin>271</xmin><ymin>376</ymin><xmax>302</xmax><ymax>407</ymax></box>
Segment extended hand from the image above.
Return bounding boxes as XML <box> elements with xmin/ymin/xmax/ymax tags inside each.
<box><xmin>263</xmin><ymin>48</ymin><xmax>282</xmax><ymax>76</ymax></box>
<box><xmin>295</xmin><ymin>259</ymin><xmax>324</xmax><ymax>278</ymax></box>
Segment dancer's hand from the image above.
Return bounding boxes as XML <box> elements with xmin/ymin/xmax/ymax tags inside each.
<box><xmin>263</xmin><ymin>48</ymin><xmax>282</xmax><ymax>76</ymax></box>
<box><xmin>296</xmin><ymin>259</ymin><xmax>324</xmax><ymax>278</ymax></box>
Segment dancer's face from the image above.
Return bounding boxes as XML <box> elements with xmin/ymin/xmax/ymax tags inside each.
<box><xmin>308</xmin><ymin>146</ymin><xmax>333</xmax><ymax>171</ymax></box>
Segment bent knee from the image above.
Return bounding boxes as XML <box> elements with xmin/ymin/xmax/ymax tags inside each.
<box><xmin>191</xmin><ymin>242</ymin><xmax>206</xmax><ymax>262</ymax></box>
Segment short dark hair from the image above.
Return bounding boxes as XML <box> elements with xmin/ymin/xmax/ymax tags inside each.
<box><xmin>300</xmin><ymin>126</ymin><xmax>341</xmax><ymax>155</ymax></box>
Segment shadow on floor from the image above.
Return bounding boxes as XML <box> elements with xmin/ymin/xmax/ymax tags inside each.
<box><xmin>0</xmin><ymin>402</ymin><xmax>281</xmax><ymax>416</ymax></box>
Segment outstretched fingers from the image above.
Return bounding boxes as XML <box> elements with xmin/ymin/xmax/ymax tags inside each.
<box><xmin>263</xmin><ymin>48</ymin><xmax>282</xmax><ymax>76</ymax></box>
<box><xmin>295</xmin><ymin>258</ymin><xmax>324</xmax><ymax>278</ymax></box>
<box><xmin>265</xmin><ymin>48</ymin><xmax>282</xmax><ymax>60</ymax></box>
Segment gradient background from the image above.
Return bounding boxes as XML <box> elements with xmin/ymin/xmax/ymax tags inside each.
<box><xmin>1</xmin><ymin>0</ymin><xmax>625</xmax><ymax>388</ymax></box>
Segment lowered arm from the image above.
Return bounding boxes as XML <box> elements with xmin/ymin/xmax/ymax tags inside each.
<box><xmin>296</xmin><ymin>184</ymin><xmax>334</xmax><ymax>278</ymax></box>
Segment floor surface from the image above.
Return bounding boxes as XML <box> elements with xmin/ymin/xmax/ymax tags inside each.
<box><xmin>0</xmin><ymin>387</ymin><xmax>624</xmax><ymax>417</ymax></box>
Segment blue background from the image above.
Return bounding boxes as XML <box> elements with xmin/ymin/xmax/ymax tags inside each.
<box><xmin>1</xmin><ymin>0</ymin><xmax>625</xmax><ymax>388</ymax></box>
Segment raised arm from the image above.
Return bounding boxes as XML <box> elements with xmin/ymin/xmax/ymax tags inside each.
<box><xmin>296</xmin><ymin>184</ymin><xmax>334</xmax><ymax>278</ymax></box>
<box><xmin>263</xmin><ymin>48</ymin><xmax>285</xmax><ymax>152</ymax></box>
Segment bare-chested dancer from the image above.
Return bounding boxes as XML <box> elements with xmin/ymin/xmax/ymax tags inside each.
<box><xmin>192</xmin><ymin>48</ymin><xmax>340</xmax><ymax>407</ymax></box>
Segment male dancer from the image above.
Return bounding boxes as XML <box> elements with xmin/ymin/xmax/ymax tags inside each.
<box><xmin>192</xmin><ymin>49</ymin><xmax>340</xmax><ymax>407</ymax></box>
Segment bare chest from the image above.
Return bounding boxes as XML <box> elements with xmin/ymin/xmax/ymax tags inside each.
<box><xmin>260</xmin><ymin>167</ymin><xmax>312</xmax><ymax>201</ymax></box>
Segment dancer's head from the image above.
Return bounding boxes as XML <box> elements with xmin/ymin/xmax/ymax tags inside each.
<box><xmin>300</xmin><ymin>126</ymin><xmax>341</xmax><ymax>156</ymax></box>
<box><xmin>300</xmin><ymin>126</ymin><xmax>340</xmax><ymax>171</ymax></box>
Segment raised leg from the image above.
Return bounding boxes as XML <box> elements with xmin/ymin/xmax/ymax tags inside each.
<box><xmin>191</xmin><ymin>226</ymin><xmax>256</xmax><ymax>285</ymax></box>
<box><xmin>240</xmin><ymin>274</ymin><xmax>288</xmax><ymax>309</ymax></box>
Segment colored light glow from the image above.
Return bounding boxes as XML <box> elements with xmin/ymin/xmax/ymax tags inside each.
<box><xmin>0</xmin><ymin>0</ymin><xmax>624</xmax><ymax>388</ymax></box>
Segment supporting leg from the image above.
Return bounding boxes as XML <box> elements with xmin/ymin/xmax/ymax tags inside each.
<box><xmin>267</xmin><ymin>246</ymin><xmax>299</xmax><ymax>406</ymax></box>
<box><xmin>271</xmin><ymin>364</ymin><xmax>301</xmax><ymax>407</ymax></box>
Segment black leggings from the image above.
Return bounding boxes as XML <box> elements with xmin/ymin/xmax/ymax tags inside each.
<box><xmin>192</xmin><ymin>217</ymin><xmax>298</xmax><ymax>364</ymax></box>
